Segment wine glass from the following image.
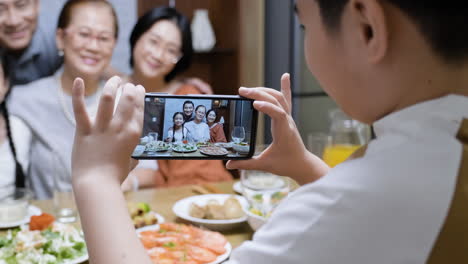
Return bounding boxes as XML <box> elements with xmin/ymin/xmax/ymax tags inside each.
<box><xmin>231</xmin><ymin>126</ymin><xmax>245</xmax><ymax>143</ymax></box>
<box><xmin>231</xmin><ymin>126</ymin><xmax>245</xmax><ymax>156</ymax></box>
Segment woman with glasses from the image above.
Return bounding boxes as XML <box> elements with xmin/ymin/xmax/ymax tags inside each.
<box><xmin>7</xmin><ymin>0</ymin><xmax>118</xmax><ymax>199</ymax></box>
<box><xmin>122</xmin><ymin>6</ymin><xmax>232</xmax><ymax>191</ymax></box>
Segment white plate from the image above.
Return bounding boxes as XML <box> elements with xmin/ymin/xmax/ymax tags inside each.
<box><xmin>137</xmin><ymin>224</ymin><xmax>232</xmax><ymax>264</ymax></box>
<box><xmin>63</xmin><ymin>254</ymin><xmax>89</xmax><ymax>264</ymax></box>
<box><xmin>135</xmin><ymin>211</ymin><xmax>165</xmax><ymax>227</ymax></box>
<box><xmin>232</xmin><ymin>181</ymin><xmax>243</xmax><ymax>194</ymax></box>
<box><xmin>172</xmin><ymin>194</ymin><xmax>248</xmax><ymax>231</ymax></box>
<box><xmin>0</xmin><ymin>205</ymin><xmax>42</xmax><ymax>229</ymax></box>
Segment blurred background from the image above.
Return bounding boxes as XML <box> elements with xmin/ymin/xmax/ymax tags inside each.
<box><xmin>39</xmin><ymin>0</ymin><xmax>344</xmax><ymax>147</ymax></box>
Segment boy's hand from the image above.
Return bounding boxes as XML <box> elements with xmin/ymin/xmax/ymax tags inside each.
<box><xmin>71</xmin><ymin>76</ymin><xmax>145</xmax><ymax>186</ymax></box>
<box><xmin>227</xmin><ymin>73</ymin><xmax>329</xmax><ymax>184</ymax></box>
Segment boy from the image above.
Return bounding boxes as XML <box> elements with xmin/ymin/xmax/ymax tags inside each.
<box><xmin>70</xmin><ymin>0</ymin><xmax>467</xmax><ymax>263</ymax></box>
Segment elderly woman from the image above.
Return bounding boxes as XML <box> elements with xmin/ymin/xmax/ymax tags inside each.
<box><xmin>8</xmin><ymin>0</ymin><xmax>118</xmax><ymax>199</ymax></box>
<box><xmin>122</xmin><ymin>6</ymin><xmax>232</xmax><ymax>191</ymax></box>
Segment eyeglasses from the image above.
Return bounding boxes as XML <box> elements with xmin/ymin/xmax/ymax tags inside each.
<box><xmin>145</xmin><ymin>36</ymin><xmax>183</xmax><ymax>64</ymax></box>
<box><xmin>64</xmin><ymin>27</ymin><xmax>115</xmax><ymax>49</ymax></box>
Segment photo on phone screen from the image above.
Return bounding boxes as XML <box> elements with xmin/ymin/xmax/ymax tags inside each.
<box><xmin>132</xmin><ymin>94</ymin><xmax>258</xmax><ymax>160</ymax></box>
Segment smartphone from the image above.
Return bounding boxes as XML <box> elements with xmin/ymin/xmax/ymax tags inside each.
<box><xmin>132</xmin><ymin>93</ymin><xmax>258</xmax><ymax>160</ymax></box>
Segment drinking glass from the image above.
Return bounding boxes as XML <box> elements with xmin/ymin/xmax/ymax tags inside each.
<box><xmin>148</xmin><ymin>132</ymin><xmax>159</xmax><ymax>142</ymax></box>
<box><xmin>231</xmin><ymin>126</ymin><xmax>245</xmax><ymax>143</ymax></box>
<box><xmin>51</xmin><ymin>151</ymin><xmax>77</xmax><ymax>223</ymax></box>
<box><xmin>324</xmin><ymin>109</ymin><xmax>370</xmax><ymax>167</ymax></box>
<box><xmin>241</xmin><ymin>170</ymin><xmax>290</xmax><ymax>217</ymax></box>
<box><xmin>307</xmin><ymin>132</ymin><xmax>331</xmax><ymax>159</ymax></box>
<box><xmin>231</xmin><ymin>126</ymin><xmax>245</xmax><ymax>156</ymax></box>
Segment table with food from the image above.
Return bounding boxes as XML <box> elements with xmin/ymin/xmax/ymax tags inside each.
<box><xmin>133</xmin><ymin>140</ymin><xmax>251</xmax><ymax>158</ymax></box>
<box><xmin>1</xmin><ymin>179</ymin><xmax>289</xmax><ymax>264</ymax></box>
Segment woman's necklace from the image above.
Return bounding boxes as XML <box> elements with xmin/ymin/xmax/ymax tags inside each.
<box><xmin>57</xmin><ymin>75</ymin><xmax>103</xmax><ymax>126</ymax></box>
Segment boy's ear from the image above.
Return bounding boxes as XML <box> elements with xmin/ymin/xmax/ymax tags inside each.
<box><xmin>349</xmin><ymin>0</ymin><xmax>389</xmax><ymax>63</ymax></box>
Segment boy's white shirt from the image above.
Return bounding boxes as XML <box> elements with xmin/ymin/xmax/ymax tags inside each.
<box><xmin>227</xmin><ymin>94</ymin><xmax>468</xmax><ymax>264</ymax></box>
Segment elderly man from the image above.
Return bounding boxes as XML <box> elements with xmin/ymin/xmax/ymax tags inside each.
<box><xmin>0</xmin><ymin>0</ymin><xmax>61</xmax><ymax>85</ymax></box>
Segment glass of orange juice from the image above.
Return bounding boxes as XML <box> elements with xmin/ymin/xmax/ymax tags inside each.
<box><xmin>322</xmin><ymin>109</ymin><xmax>370</xmax><ymax>167</ymax></box>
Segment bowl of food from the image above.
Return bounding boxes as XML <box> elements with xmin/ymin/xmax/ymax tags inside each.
<box><xmin>172</xmin><ymin>194</ymin><xmax>248</xmax><ymax>231</ymax></box>
<box><xmin>0</xmin><ymin>188</ymin><xmax>33</xmax><ymax>224</ymax></box>
<box><xmin>127</xmin><ymin>202</ymin><xmax>164</xmax><ymax>229</ymax></box>
<box><xmin>244</xmin><ymin>207</ymin><xmax>268</xmax><ymax>231</ymax></box>
<box><xmin>232</xmin><ymin>142</ymin><xmax>250</xmax><ymax>154</ymax></box>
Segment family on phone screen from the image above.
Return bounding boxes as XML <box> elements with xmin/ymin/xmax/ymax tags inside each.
<box><xmin>165</xmin><ymin>100</ymin><xmax>228</xmax><ymax>144</ymax></box>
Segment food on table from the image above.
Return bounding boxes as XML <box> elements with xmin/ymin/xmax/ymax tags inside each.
<box><xmin>249</xmin><ymin>207</ymin><xmax>272</xmax><ymax>218</ymax></box>
<box><xmin>128</xmin><ymin>202</ymin><xmax>158</xmax><ymax>228</ymax></box>
<box><xmin>0</xmin><ymin>220</ymin><xmax>87</xmax><ymax>264</ymax></box>
<box><xmin>199</xmin><ymin>146</ymin><xmax>228</xmax><ymax>156</ymax></box>
<box><xmin>232</xmin><ymin>142</ymin><xmax>250</xmax><ymax>154</ymax></box>
<box><xmin>214</xmin><ymin>142</ymin><xmax>232</xmax><ymax>149</ymax></box>
<box><xmin>196</xmin><ymin>142</ymin><xmax>211</xmax><ymax>148</ymax></box>
<box><xmin>29</xmin><ymin>213</ymin><xmax>55</xmax><ymax>231</ymax></box>
<box><xmin>139</xmin><ymin>223</ymin><xmax>228</xmax><ymax>264</ymax></box>
<box><xmin>146</xmin><ymin>141</ymin><xmax>170</xmax><ymax>152</ymax></box>
<box><xmin>172</xmin><ymin>143</ymin><xmax>197</xmax><ymax>153</ymax></box>
<box><xmin>189</xmin><ymin>196</ymin><xmax>244</xmax><ymax>220</ymax></box>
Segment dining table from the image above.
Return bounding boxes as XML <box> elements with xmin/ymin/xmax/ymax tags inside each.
<box><xmin>28</xmin><ymin>180</ymin><xmax>254</xmax><ymax>264</ymax></box>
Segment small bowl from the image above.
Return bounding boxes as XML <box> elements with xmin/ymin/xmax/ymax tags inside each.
<box><xmin>232</xmin><ymin>143</ymin><xmax>250</xmax><ymax>154</ymax></box>
<box><xmin>244</xmin><ymin>207</ymin><xmax>267</xmax><ymax>231</ymax></box>
<box><xmin>0</xmin><ymin>188</ymin><xmax>33</xmax><ymax>223</ymax></box>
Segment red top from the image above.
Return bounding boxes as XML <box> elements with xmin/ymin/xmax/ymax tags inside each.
<box><xmin>209</xmin><ymin>123</ymin><xmax>227</xmax><ymax>143</ymax></box>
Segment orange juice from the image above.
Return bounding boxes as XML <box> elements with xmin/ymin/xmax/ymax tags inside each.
<box><xmin>322</xmin><ymin>144</ymin><xmax>361</xmax><ymax>167</ymax></box>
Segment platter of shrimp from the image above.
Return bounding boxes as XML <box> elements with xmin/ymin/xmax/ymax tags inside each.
<box><xmin>137</xmin><ymin>223</ymin><xmax>232</xmax><ymax>264</ymax></box>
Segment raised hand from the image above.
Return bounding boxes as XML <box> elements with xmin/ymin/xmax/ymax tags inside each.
<box><xmin>71</xmin><ymin>76</ymin><xmax>145</xmax><ymax>186</ymax></box>
<box><xmin>227</xmin><ymin>73</ymin><xmax>329</xmax><ymax>185</ymax></box>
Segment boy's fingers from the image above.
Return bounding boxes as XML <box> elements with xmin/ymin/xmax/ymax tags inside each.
<box><xmin>239</xmin><ymin>87</ymin><xmax>290</xmax><ymax>114</ymax></box>
<box><xmin>71</xmin><ymin>78</ymin><xmax>91</xmax><ymax>134</ymax></box>
<box><xmin>113</xmin><ymin>83</ymin><xmax>139</xmax><ymax>131</ymax></box>
<box><xmin>226</xmin><ymin>157</ymin><xmax>264</xmax><ymax>171</ymax></box>
<box><xmin>239</xmin><ymin>88</ymin><xmax>283</xmax><ymax>109</ymax></box>
<box><xmin>253</xmin><ymin>101</ymin><xmax>289</xmax><ymax>122</ymax></box>
<box><xmin>95</xmin><ymin>76</ymin><xmax>121</xmax><ymax>131</ymax></box>
<box><xmin>281</xmin><ymin>73</ymin><xmax>292</xmax><ymax>114</ymax></box>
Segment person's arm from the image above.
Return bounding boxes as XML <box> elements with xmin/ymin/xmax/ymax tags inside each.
<box><xmin>166</xmin><ymin>127</ymin><xmax>174</xmax><ymax>142</ymax></box>
<box><xmin>71</xmin><ymin>76</ymin><xmax>152</xmax><ymax>264</ymax></box>
<box><xmin>226</xmin><ymin>73</ymin><xmax>330</xmax><ymax>185</ymax></box>
<box><xmin>203</xmin><ymin>124</ymin><xmax>211</xmax><ymax>142</ymax></box>
<box><xmin>215</xmin><ymin>124</ymin><xmax>227</xmax><ymax>143</ymax></box>
<box><xmin>182</xmin><ymin>77</ymin><xmax>213</xmax><ymax>94</ymax></box>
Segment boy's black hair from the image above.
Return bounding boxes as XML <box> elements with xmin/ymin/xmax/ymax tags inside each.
<box><xmin>0</xmin><ymin>60</ymin><xmax>26</xmax><ymax>188</ymax></box>
<box><xmin>183</xmin><ymin>100</ymin><xmax>194</xmax><ymax>108</ymax></box>
<box><xmin>315</xmin><ymin>0</ymin><xmax>468</xmax><ymax>64</ymax></box>
<box><xmin>129</xmin><ymin>6</ymin><xmax>193</xmax><ymax>82</ymax></box>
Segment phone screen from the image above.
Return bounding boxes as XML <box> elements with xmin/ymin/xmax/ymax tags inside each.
<box><xmin>132</xmin><ymin>94</ymin><xmax>258</xmax><ymax>160</ymax></box>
